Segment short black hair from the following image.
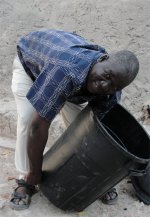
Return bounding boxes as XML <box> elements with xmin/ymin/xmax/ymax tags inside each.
<box><xmin>111</xmin><ymin>50</ymin><xmax>139</xmax><ymax>83</ymax></box>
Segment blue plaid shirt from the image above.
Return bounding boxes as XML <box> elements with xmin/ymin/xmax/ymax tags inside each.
<box><xmin>17</xmin><ymin>29</ymin><xmax>120</xmax><ymax>121</ymax></box>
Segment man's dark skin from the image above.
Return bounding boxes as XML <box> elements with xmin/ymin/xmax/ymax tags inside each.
<box><xmin>15</xmin><ymin>52</ymin><xmax>138</xmax><ymax>203</ymax></box>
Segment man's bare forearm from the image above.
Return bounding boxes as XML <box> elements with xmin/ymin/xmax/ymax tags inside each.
<box><xmin>26</xmin><ymin>112</ymin><xmax>50</xmax><ymax>185</ymax></box>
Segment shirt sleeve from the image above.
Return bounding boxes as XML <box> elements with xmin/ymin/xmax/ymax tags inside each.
<box><xmin>26</xmin><ymin>63</ymin><xmax>75</xmax><ymax>121</ymax></box>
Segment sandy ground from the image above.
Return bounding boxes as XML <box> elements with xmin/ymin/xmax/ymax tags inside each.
<box><xmin>0</xmin><ymin>0</ymin><xmax>150</xmax><ymax>216</ymax></box>
<box><xmin>1</xmin><ymin>123</ymin><xmax>149</xmax><ymax>217</ymax></box>
<box><xmin>0</xmin><ymin>144</ymin><xmax>150</xmax><ymax>217</ymax></box>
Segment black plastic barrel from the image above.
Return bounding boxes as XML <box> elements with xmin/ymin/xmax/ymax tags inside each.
<box><xmin>40</xmin><ymin>104</ymin><xmax>150</xmax><ymax>211</ymax></box>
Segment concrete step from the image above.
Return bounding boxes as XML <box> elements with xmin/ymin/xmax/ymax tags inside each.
<box><xmin>0</xmin><ymin>136</ymin><xmax>50</xmax><ymax>155</ymax></box>
<box><xmin>0</xmin><ymin>98</ymin><xmax>17</xmax><ymax>139</ymax></box>
<box><xmin>0</xmin><ymin>97</ymin><xmax>66</xmax><ymax>149</ymax></box>
<box><xmin>0</xmin><ymin>97</ymin><xmax>150</xmax><ymax>151</ymax></box>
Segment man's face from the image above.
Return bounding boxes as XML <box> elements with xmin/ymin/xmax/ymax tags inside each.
<box><xmin>86</xmin><ymin>58</ymin><xmax>128</xmax><ymax>95</ymax></box>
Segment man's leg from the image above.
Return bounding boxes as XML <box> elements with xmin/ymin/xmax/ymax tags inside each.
<box><xmin>61</xmin><ymin>101</ymin><xmax>87</xmax><ymax>127</ymax></box>
<box><xmin>11</xmin><ymin>56</ymin><xmax>36</xmax><ymax>174</ymax></box>
<box><xmin>10</xmin><ymin>56</ymin><xmax>36</xmax><ymax>210</ymax></box>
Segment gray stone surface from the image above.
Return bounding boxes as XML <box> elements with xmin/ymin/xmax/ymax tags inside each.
<box><xmin>0</xmin><ymin>0</ymin><xmax>150</xmax><ymax>216</ymax></box>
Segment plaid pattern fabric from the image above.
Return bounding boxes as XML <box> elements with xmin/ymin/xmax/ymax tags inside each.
<box><xmin>17</xmin><ymin>29</ymin><xmax>118</xmax><ymax>121</ymax></box>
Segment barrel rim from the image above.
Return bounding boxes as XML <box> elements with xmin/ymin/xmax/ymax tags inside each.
<box><xmin>94</xmin><ymin>104</ymin><xmax>150</xmax><ymax>164</ymax></box>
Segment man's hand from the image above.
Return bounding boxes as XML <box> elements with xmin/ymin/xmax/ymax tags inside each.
<box><xmin>26</xmin><ymin>111</ymin><xmax>51</xmax><ymax>185</ymax></box>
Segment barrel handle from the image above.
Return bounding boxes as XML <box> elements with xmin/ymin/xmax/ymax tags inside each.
<box><xmin>129</xmin><ymin>169</ymin><xmax>146</xmax><ymax>176</ymax></box>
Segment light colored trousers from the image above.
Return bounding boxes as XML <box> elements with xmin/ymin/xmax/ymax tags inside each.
<box><xmin>11</xmin><ymin>56</ymin><xmax>86</xmax><ymax>175</ymax></box>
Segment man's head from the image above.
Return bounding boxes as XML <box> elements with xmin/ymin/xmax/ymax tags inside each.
<box><xmin>86</xmin><ymin>50</ymin><xmax>139</xmax><ymax>95</ymax></box>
